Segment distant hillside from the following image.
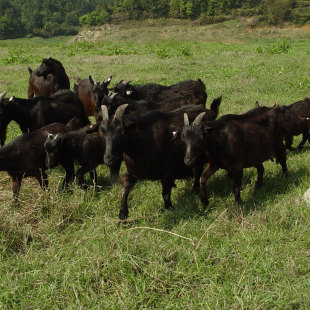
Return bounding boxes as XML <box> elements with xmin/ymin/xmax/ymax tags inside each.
<box><xmin>1</xmin><ymin>0</ymin><xmax>309</xmax><ymax>39</ymax></box>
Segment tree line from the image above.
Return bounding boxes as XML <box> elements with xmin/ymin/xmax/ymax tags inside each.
<box><xmin>0</xmin><ymin>0</ymin><xmax>309</xmax><ymax>39</ymax></box>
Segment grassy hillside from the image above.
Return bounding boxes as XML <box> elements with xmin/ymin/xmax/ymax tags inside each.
<box><xmin>0</xmin><ymin>21</ymin><xmax>310</xmax><ymax>309</ymax></box>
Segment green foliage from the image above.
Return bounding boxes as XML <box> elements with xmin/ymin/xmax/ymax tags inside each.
<box><xmin>0</xmin><ymin>47</ymin><xmax>42</xmax><ymax>64</ymax></box>
<box><xmin>256</xmin><ymin>39</ymin><xmax>292</xmax><ymax>54</ymax></box>
<box><xmin>79</xmin><ymin>7</ymin><xmax>110</xmax><ymax>26</ymax></box>
<box><xmin>0</xmin><ymin>0</ymin><xmax>310</xmax><ymax>39</ymax></box>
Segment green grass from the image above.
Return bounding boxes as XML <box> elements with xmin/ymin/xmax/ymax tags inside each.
<box><xmin>0</xmin><ymin>20</ymin><xmax>310</xmax><ymax>309</ymax></box>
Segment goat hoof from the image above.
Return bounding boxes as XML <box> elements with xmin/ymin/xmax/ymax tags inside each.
<box><xmin>119</xmin><ymin>211</ymin><xmax>128</xmax><ymax>221</ymax></box>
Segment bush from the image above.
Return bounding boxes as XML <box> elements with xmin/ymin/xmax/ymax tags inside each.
<box><xmin>79</xmin><ymin>7</ymin><xmax>110</xmax><ymax>26</ymax></box>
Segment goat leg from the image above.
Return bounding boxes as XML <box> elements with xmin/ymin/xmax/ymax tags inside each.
<box><xmin>255</xmin><ymin>164</ymin><xmax>264</xmax><ymax>189</ymax></box>
<box><xmin>161</xmin><ymin>178</ymin><xmax>175</xmax><ymax>210</ymax></box>
<box><xmin>192</xmin><ymin>165</ymin><xmax>203</xmax><ymax>193</ymax></box>
<box><xmin>63</xmin><ymin>163</ymin><xmax>75</xmax><ymax>188</ymax></box>
<box><xmin>89</xmin><ymin>168</ymin><xmax>97</xmax><ymax>185</ymax></box>
<box><xmin>35</xmin><ymin>170</ymin><xmax>48</xmax><ymax>190</ymax></box>
<box><xmin>275</xmin><ymin>142</ymin><xmax>287</xmax><ymax>176</ymax></box>
<box><xmin>298</xmin><ymin>132</ymin><xmax>308</xmax><ymax>150</ymax></box>
<box><xmin>232</xmin><ymin>169</ymin><xmax>243</xmax><ymax>204</ymax></box>
<box><xmin>285</xmin><ymin>135</ymin><xmax>294</xmax><ymax>150</ymax></box>
<box><xmin>119</xmin><ymin>172</ymin><xmax>137</xmax><ymax>220</ymax></box>
<box><xmin>12</xmin><ymin>176</ymin><xmax>22</xmax><ymax>201</ymax></box>
<box><xmin>199</xmin><ymin>162</ymin><xmax>217</xmax><ymax>209</ymax></box>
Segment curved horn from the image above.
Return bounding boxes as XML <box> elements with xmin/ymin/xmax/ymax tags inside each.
<box><xmin>193</xmin><ymin>112</ymin><xmax>206</xmax><ymax>125</ymax></box>
<box><xmin>101</xmin><ymin>105</ymin><xmax>109</xmax><ymax>121</ymax></box>
<box><xmin>0</xmin><ymin>91</ymin><xmax>7</xmax><ymax>102</ymax></box>
<box><xmin>184</xmin><ymin>113</ymin><xmax>189</xmax><ymax>126</ymax></box>
<box><xmin>109</xmin><ymin>92</ymin><xmax>117</xmax><ymax>99</ymax></box>
<box><xmin>114</xmin><ymin>104</ymin><xmax>128</xmax><ymax>121</ymax></box>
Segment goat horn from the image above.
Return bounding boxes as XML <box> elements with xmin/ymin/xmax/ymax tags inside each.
<box><xmin>193</xmin><ymin>112</ymin><xmax>206</xmax><ymax>125</ymax></box>
<box><xmin>114</xmin><ymin>104</ymin><xmax>128</xmax><ymax>121</ymax></box>
<box><xmin>0</xmin><ymin>91</ymin><xmax>6</xmax><ymax>102</ymax></box>
<box><xmin>109</xmin><ymin>92</ymin><xmax>117</xmax><ymax>99</ymax></box>
<box><xmin>101</xmin><ymin>105</ymin><xmax>109</xmax><ymax>121</ymax></box>
<box><xmin>184</xmin><ymin>113</ymin><xmax>189</xmax><ymax>126</ymax></box>
<box><xmin>122</xmin><ymin>80</ymin><xmax>131</xmax><ymax>86</ymax></box>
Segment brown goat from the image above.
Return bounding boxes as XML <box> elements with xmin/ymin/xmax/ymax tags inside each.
<box><xmin>28</xmin><ymin>68</ymin><xmax>57</xmax><ymax>98</ymax></box>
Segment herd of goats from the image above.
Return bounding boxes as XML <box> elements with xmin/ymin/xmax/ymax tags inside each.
<box><xmin>0</xmin><ymin>56</ymin><xmax>310</xmax><ymax>220</ymax></box>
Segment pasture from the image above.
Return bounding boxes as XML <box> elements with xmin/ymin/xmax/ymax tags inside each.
<box><xmin>0</xmin><ymin>20</ymin><xmax>310</xmax><ymax>309</ymax></box>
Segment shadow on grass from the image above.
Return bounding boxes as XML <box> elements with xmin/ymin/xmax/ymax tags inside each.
<box><xmin>159</xmin><ymin>164</ymin><xmax>309</xmax><ymax>228</ymax></box>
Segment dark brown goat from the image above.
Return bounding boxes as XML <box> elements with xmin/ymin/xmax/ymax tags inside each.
<box><xmin>99</xmin><ymin>97</ymin><xmax>221</xmax><ymax>220</ymax></box>
<box><xmin>111</xmin><ymin>79</ymin><xmax>207</xmax><ymax>106</ymax></box>
<box><xmin>100</xmin><ymin>92</ymin><xmax>210</xmax><ymax>119</ymax></box>
<box><xmin>44</xmin><ymin>124</ymin><xmax>120</xmax><ymax>187</ymax></box>
<box><xmin>73</xmin><ymin>75</ymin><xmax>112</xmax><ymax>121</ymax></box>
<box><xmin>257</xmin><ymin>98</ymin><xmax>310</xmax><ymax>150</ymax></box>
<box><xmin>27</xmin><ymin>57</ymin><xmax>70</xmax><ymax>98</ymax></box>
<box><xmin>181</xmin><ymin>106</ymin><xmax>287</xmax><ymax>207</ymax></box>
<box><xmin>0</xmin><ymin>122</ymin><xmax>75</xmax><ymax>201</ymax></box>
<box><xmin>0</xmin><ymin>90</ymin><xmax>89</xmax><ymax>146</ymax></box>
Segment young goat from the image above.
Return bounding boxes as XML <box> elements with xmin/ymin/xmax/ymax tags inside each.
<box><xmin>0</xmin><ymin>122</ymin><xmax>74</xmax><ymax>201</ymax></box>
<box><xmin>44</xmin><ymin>124</ymin><xmax>120</xmax><ymax>187</ymax></box>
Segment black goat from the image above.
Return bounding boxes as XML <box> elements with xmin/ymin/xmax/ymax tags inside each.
<box><xmin>99</xmin><ymin>97</ymin><xmax>221</xmax><ymax>220</ymax></box>
<box><xmin>181</xmin><ymin>106</ymin><xmax>287</xmax><ymax>207</ymax></box>
<box><xmin>257</xmin><ymin>98</ymin><xmax>310</xmax><ymax>150</ymax></box>
<box><xmin>44</xmin><ymin>124</ymin><xmax>120</xmax><ymax>187</ymax></box>
<box><xmin>0</xmin><ymin>122</ymin><xmax>75</xmax><ymax>200</ymax></box>
<box><xmin>74</xmin><ymin>75</ymin><xmax>112</xmax><ymax>121</ymax></box>
<box><xmin>0</xmin><ymin>90</ymin><xmax>89</xmax><ymax>145</ymax></box>
<box><xmin>111</xmin><ymin>79</ymin><xmax>207</xmax><ymax>106</ymax></box>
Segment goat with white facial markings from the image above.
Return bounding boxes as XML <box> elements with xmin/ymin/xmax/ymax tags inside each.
<box><xmin>181</xmin><ymin>106</ymin><xmax>287</xmax><ymax>207</ymax></box>
<box><xmin>99</xmin><ymin>96</ymin><xmax>221</xmax><ymax>220</ymax></box>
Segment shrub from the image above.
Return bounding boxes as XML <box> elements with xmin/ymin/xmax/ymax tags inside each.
<box><xmin>79</xmin><ymin>7</ymin><xmax>110</xmax><ymax>26</ymax></box>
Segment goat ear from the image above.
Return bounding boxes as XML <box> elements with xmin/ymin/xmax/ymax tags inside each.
<box><xmin>123</xmin><ymin>117</ymin><xmax>136</xmax><ymax>128</ymax></box>
<box><xmin>104</xmin><ymin>75</ymin><xmax>112</xmax><ymax>86</ymax></box>
<box><xmin>46</xmin><ymin>74</ymin><xmax>54</xmax><ymax>82</ymax></box>
<box><xmin>184</xmin><ymin>113</ymin><xmax>189</xmax><ymax>126</ymax></box>
<box><xmin>28</xmin><ymin>67</ymin><xmax>33</xmax><ymax>74</ymax></box>
<box><xmin>202</xmin><ymin>125</ymin><xmax>214</xmax><ymax>134</ymax></box>
<box><xmin>101</xmin><ymin>105</ymin><xmax>109</xmax><ymax>121</ymax></box>
<box><xmin>193</xmin><ymin>112</ymin><xmax>206</xmax><ymax>125</ymax></box>
<box><xmin>114</xmin><ymin>104</ymin><xmax>128</xmax><ymax>122</ymax></box>
<box><xmin>89</xmin><ymin>75</ymin><xmax>95</xmax><ymax>85</ymax></box>
<box><xmin>66</xmin><ymin>117</ymin><xmax>82</xmax><ymax>130</ymax></box>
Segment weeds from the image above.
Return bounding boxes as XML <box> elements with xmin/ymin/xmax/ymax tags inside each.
<box><xmin>256</xmin><ymin>39</ymin><xmax>292</xmax><ymax>54</ymax></box>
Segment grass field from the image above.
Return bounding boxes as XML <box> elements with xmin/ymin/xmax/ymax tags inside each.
<box><xmin>0</xmin><ymin>20</ymin><xmax>310</xmax><ymax>309</ymax></box>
